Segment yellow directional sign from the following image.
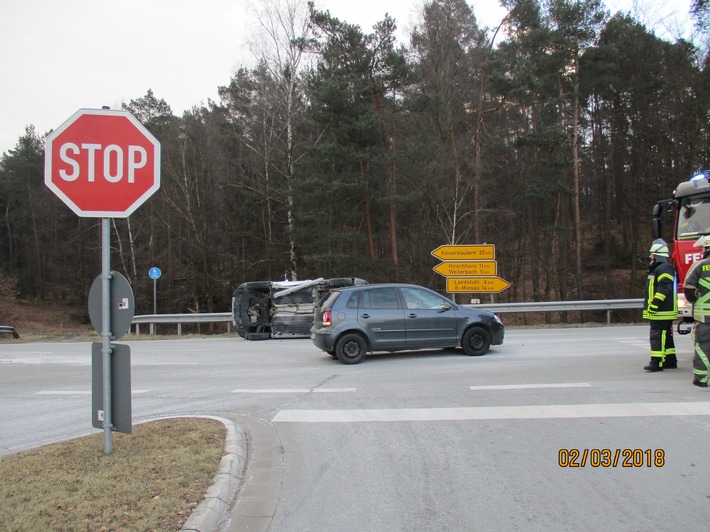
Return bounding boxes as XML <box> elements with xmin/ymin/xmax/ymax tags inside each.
<box><xmin>446</xmin><ymin>277</ymin><xmax>510</xmax><ymax>293</ymax></box>
<box><xmin>433</xmin><ymin>261</ymin><xmax>497</xmax><ymax>277</ymax></box>
<box><xmin>431</xmin><ymin>244</ymin><xmax>495</xmax><ymax>261</ymax></box>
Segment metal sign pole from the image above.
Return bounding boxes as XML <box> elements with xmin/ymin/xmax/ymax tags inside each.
<box><xmin>148</xmin><ymin>267</ymin><xmax>161</xmax><ymax>335</ymax></box>
<box><xmin>101</xmin><ymin>218</ymin><xmax>113</xmax><ymax>454</ymax></box>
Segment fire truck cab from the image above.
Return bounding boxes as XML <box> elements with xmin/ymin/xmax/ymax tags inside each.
<box><xmin>653</xmin><ymin>171</ymin><xmax>710</xmax><ymax>333</ymax></box>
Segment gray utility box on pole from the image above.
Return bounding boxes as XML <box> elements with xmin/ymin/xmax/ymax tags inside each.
<box><xmin>92</xmin><ymin>342</ymin><xmax>132</xmax><ymax>434</ymax></box>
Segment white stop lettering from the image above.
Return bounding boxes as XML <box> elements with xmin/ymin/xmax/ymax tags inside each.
<box><xmin>58</xmin><ymin>143</ymin><xmax>148</xmax><ymax>183</ymax></box>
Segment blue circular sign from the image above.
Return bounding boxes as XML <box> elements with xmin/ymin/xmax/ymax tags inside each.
<box><xmin>149</xmin><ymin>267</ymin><xmax>161</xmax><ymax>280</ymax></box>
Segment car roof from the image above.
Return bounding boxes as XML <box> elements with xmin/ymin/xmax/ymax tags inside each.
<box><xmin>337</xmin><ymin>282</ymin><xmax>408</xmax><ymax>288</ymax></box>
<box><xmin>334</xmin><ymin>282</ymin><xmax>441</xmax><ymax>292</ymax></box>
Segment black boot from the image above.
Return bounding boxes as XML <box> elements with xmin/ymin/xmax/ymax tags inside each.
<box><xmin>693</xmin><ymin>378</ymin><xmax>708</xmax><ymax>388</ymax></box>
<box><xmin>644</xmin><ymin>358</ymin><xmax>663</xmax><ymax>372</ymax></box>
<box><xmin>664</xmin><ymin>354</ymin><xmax>678</xmax><ymax>369</ymax></box>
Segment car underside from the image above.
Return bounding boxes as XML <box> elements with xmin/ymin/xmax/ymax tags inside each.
<box><xmin>232</xmin><ymin>277</ymin><xmax>367</xmax><ymax>340</ymax></box>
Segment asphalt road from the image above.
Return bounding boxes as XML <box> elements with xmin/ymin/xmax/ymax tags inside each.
<box><xmin>2</xmin><ymin>325</ymin><xmax>710</xmax><ymax>531</ymax></box>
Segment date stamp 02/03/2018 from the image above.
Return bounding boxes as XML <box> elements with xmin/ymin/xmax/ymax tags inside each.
<box><xmin>558</xmin><ymin>449</ymin><xmax>665</xmax><ymax>468</ymax></box>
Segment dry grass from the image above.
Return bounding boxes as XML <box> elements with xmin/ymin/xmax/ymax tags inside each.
<box><xmin>0</xmin><ymin>418</ymin><xmax>226</xmax><ymax>532</ymax></box>
<box><xmin>2</xmin><ymin>299</ymin><xmax>232</xmax><ymax>341</ymax></box>
<box><xmin>5</xmin><ymin>299</ymin><xmax>96</xmax><ymax>341</ymax></box>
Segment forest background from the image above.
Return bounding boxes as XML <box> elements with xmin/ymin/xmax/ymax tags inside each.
<box><xmin>3</xmin><ymin>0</ymin><xmax>710</xmax><ymax>326</ymax></box>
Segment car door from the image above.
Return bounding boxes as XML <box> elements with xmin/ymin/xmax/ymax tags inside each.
<box><xmin>356</xmin><ymin>287</ymin><xmax>407</xmax><ymax>350</ymax></box>
<box><xmin>399</xmin><ymin>286</ymin><xmax>459</xmax><ymax>348</ymax></box>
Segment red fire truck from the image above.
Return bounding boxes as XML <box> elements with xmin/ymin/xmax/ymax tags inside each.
<box><xmin>653</xmin><ymin>171</ymin><xmax>710</xmax><ymax>333</ymax></box>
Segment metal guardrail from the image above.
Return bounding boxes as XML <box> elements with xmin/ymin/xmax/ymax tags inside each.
<box><xmin>0</xmin><ymin>325</ymin><xmax>20</xmax><ymax>339</ymax></box>
<box><xmin>469</xmin><ymin>298</ymin><xmax>644</xmax><ymax>325</ymax></box>
<box><xmin>132</xmin><ymin>312</ymin><xmax>232</xmax><ymax>335</ymax></box>
<box><xmin>130</xmin><ymin>299</ymin><xmax>645</xmax><ymax>336</ymax></box>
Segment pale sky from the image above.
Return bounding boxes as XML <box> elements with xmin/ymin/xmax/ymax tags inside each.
<box><xmin>0</xmin><ymin>0</ymin><xmax>692</xmax><ymax>157</ymax></box>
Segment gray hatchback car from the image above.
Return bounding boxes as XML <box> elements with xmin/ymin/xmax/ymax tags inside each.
<box><xmin>311</xmin><ymin>283</ymin><xmax>504</xmax><ymax>364</ymax></box>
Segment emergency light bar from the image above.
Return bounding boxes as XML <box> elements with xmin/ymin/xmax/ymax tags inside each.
<box><xmin>690</xmin><ymin>172</ymin><xmax>710</xmax><ymax>188</ymax></box>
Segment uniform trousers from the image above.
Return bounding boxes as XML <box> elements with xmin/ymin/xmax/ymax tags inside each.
<box><xmin>649</xmin><ymin>320</ymin><xmax>676</xmax><ymax>366</ymax></box>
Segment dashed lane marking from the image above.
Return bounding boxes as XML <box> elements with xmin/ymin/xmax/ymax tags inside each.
<box><xmin>470</xmin><ymin>383</ymin><xmax>592</xmax><ymax>390</ymax></box>
<box><xmin>616</xmin><ymin>338</ymin><xmax>652</xmax><ymax>349</ymax></box>
<box><xmin>35</xmin><ymin>390</ymin><xmax>149</xmax><ymax>395</ymax></box>
<box><xmin>232</xmin><ymin>388</ymin><xmax>357</xmax><ymax>394</ymax></box>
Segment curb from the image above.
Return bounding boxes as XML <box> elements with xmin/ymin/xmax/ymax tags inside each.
<box><xmin>178</xmin><ymin>416</ymin><xmax>247</xmax><ymax>532</ymax></box>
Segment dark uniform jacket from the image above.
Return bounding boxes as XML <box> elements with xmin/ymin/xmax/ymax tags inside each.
<box><xmin>643</xmin><ymin>261</ymin><xmax>678</xmax><ymax>321</ymax></box>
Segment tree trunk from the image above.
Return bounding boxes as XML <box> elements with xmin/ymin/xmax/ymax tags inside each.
<box><xmin>572</xmin><ymin>57</ymin><xmax>584</xmax><ymax>300</ymax></box>
<box><xmin>372</xmin><ymin>87</ymin><xmax>399</xmax><ymax>275</ymax></box>
<box><xmin>358</xmin><ymin>154</ymin><xmax>376</xmax><ymax>265</ymax></box>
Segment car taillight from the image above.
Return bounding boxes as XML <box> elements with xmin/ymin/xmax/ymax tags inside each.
<box><xmin>322</xmin><ymin>310</ymin><xmax>332</xmax><ymax>326</ymax></box>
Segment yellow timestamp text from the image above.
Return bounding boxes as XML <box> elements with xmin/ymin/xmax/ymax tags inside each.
<box><xmin>558</xmin><ymin>448</ymin><xmax>665</xmax><ymax>468</ymax></box>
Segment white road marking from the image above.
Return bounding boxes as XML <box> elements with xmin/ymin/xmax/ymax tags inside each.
<box><xmin>1</xmin><ymin>359</ymin><xmax>197</xmax><ymax>366</ymax></box>
<box><xmin>272</xmin><ymin>402</ymin><xmax>710</xmax><ymax>423</ymax></box>
<box><xmin>0</xmin><ymin>351</ymin><xmax>53</xmax><ymax>355</ymax></box>
<box><xmin>35</xmin><ymin>390</ymin><xmax>149</xmax><ymax>395</ymax></box>
<box><xmin>138</xmin><ymin>362</ymin><xmax>199</xmax><ymax>366</ymax></box>
<box><xmin>1</xmin><ymin>358</ymin><xmax>89</xmax><ymax>365</ymax></box>
<box><xmin>233</xmin><ymin>388</ymin><xmax>357</xmax><ymax>394</ymax></box>
<box><xmin>616</xmin><ymin>338</ymin><xmax>650</xmax><ymax>348</ymax></box>
<box><xmin>470</xmin><ymin>383</ymin><xmax>592</xmax><ymax>390</ymax></box>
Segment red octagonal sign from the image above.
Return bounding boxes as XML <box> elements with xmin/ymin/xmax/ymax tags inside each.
<box><xmin>44</xmin><ymin>108</ymin><xmax>161</xmax><ymax>218</ymax></box>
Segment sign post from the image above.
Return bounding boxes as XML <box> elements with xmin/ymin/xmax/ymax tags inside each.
<box><xmin>148</xmin><ymin>267</ymin><xmax>161</xmax><ymax>335</ymax></box>
<box><xmin>432</xmin><ymin>244</ymin><xmax>510</xmax><ymax>296</ymax></box>
<box><xmin>45</xmin><ymin>107</ymin><xmax>160</xmax><ymax>454</ymax></box>
<box><xmin>100</xmin><ymin>220</ymin><xmax>112</xmax><ymax>452</ymax></box>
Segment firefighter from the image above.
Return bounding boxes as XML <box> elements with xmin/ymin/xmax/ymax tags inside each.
<box><xmin>683</xmin><ymin>235</ymin><xmax>710</xmax><ymax>387</ymax></box>
<box><xmin>642</xmin><ymin>239</ymin><xmax>678</xmax><ymax>372</ymax></box>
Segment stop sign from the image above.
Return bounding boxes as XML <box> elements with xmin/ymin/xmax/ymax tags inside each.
<box><xmin>44</xmin><ymin>108</ymin><xmax>161</xmax><ymax>217</ymax></box>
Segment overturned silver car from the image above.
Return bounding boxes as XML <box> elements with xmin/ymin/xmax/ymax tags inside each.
<box><xmin>232</xmin><ymin>277</ymin><xmax>367</xmax><ymax>340</ymax></box>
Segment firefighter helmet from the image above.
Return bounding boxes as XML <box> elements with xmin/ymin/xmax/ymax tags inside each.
<box><xmin>694</xmin><ymin>235</ymin><xmax>710</xmax><ymax>249</ymax></box>
<box><xmin>649</xmin><ymin>239</ymin><xmax>670</xmax><ymax>257</ymax></box>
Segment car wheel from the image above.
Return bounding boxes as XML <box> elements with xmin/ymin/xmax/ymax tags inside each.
<box><xmin>335</xmin><ymin>333</ymin><xmax>367</xmax><ymax>364</ymax></box>
<box><xmin>462</xmin><ymin>326</ymin><xmax>491</xmax><ymax>356</ymax></box>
